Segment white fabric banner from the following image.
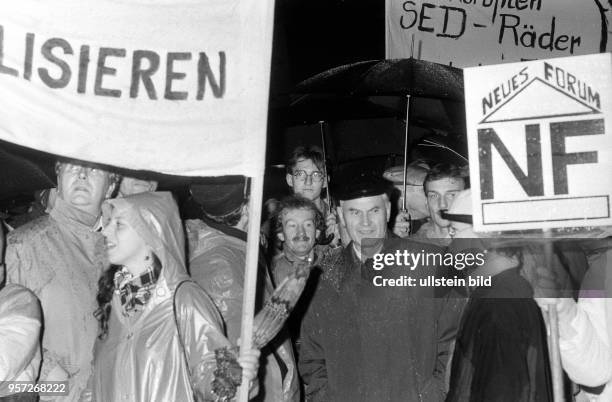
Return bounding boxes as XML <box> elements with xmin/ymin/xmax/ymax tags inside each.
<box><xmin>0</xmin><ymin>0</ymin><xmax>274</xmax><ymax>177</ymax></box>
<box><xmin>386</xmin><ymin>0</ymin><xmax>611</xmax><ymax>68</ymax></box>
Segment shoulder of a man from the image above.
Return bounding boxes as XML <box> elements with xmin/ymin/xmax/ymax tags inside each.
<box><xmin>7</xmin><ymin>215</ymin><xmax>55</xmax><ymax>246</ymax></box>
<box><xmin>315</xmin><ymin>246</ymin><xmax>350</xmax><ymax>290</ymax></box>
<box><xmin>6</xmin><ymin>216</ymin><xmax>57</xmax><ymax>289</ymax></box>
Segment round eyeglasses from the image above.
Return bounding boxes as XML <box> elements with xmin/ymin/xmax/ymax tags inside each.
<box><xmin>292</xmin><ymin>170</ymin><xmax>324</xmax><ymax>182</ymax></box>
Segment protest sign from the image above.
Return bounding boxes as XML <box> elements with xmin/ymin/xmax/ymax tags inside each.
<box><xmin>386</xmin><ymin>0</ymin><xmax>610</xmax><ymax>68</ymax></box>
<box><xmin>0</xmin><ymin>0</ymin><xmax>273</xmax><ymax>177</ymax></box>
<box><xmin>465</xmin><ymin>53</ymin><xmax>612</xmax><ymax>232</ymax></box>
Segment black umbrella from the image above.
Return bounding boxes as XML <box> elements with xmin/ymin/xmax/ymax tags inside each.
<box><xmin>294</xmin><ymin>58</ymin><xmax>463</xmax><ymax>101</ymax></box>
<box><xmin>293</xmin><ymin>58</ymin><xmax>464</xmax><ymax>219</ymax></box>
<box><xmin>0</xmin><ymin>142</ymin><xmax>55</xmax><ymax>200</ymax></box>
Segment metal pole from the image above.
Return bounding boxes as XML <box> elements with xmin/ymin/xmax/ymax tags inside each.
<box><xmin>319</xmin><ymin>121</ymin><xmax>332</xmax><ymax>215</ymax></box>
<box><xmin>402</xmin><ymin>95</ymin><xmax>411</xmax><ymax>212</ymax></box>
<box><xmin>543</xmin><ymin>232</ymin><xmax>565</xmax><ymax>402</ymax></box>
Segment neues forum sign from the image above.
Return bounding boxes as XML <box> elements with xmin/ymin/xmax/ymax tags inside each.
<box><xmin>465</xmin><ymin>53</ymin><xmax>612</xmax><ymax>232</ymax></box>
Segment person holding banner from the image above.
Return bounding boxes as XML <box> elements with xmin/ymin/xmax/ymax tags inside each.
<box><xmin>186</xmin><ymin>181</ymin><xmax>300</xmax><ymax>402</ymax></box>
<box><xmin>88</xmin><ymin>192</ymin><xmax>260</xmax><ymax>402</ymax></box>
<box><xmin>536</xmin><ymin>241</ymin><xmax>612</xmax><ymax>401</ymax></box>
<box><xmin>444</xmin><ymin>189</ymin><xmax>554</xmax><ymax>402</ymax></box>
<box><xmin>5</xmin><ymin>160</ymin><xmax>119</xmax><ymax>402</ymax></box>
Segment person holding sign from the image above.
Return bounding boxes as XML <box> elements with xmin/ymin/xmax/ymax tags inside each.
<box><xmin>535</xmin><ymin>241</ymin><xmax>612</xmax><ymax>401</ymax></box>
<box><xmin>444</xmin><ymin>189</ymin><xmax>554</xmax><ymax>402</ymax></box>
<box><xmin>6</xmin><ymin>159</ymin><xmax>119</xmax><ymax>402</ymax></box>
<box><xmin>87</xmin><ymin>192</ymin><xmax>260</xmax><ymax>402</ymax></box>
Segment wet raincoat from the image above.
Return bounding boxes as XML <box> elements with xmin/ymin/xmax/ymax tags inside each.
<box><xmin>6</xmin><ymin>196</ymin><xmax>107</xmax><ymax>402</ymax></box>
<box><xmin>89</xmin><ymin>192</ymin><xmax>233</xmax><ymax>402</ymax></box>
<box><xmin>0</xmin><ymin>284</ymin><xmax>42</xmax><ymax>397</ymax></box>
<box><xmin>186</xmin><ymin>218</ymin><xmax>300</xmax><ymax>402</ymax></box>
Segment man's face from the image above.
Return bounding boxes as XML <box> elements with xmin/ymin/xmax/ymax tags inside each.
<box><xmin>425</xmin><ymin>177</ymin><xmax>465</xmax><ymax>229</ymax></box>
<box><xmin>119</xmin><ymin>177</ymin><xmax>158</xmax><ymax>197</ymax></box>
<box><xmin>286</xmin><ymin>158</ymin><xmax>326</xmax><ymax>202</ymax></box>
<box><xmin>57</xmin><ymin>162</ymin><xmax>114</xmax><ymax>216</ymax></box>
<box><xmin>278</xmin><ymin>208</ymin><xmax>319</xmax><ymax>258</ymax></box>
<box><xmin>339</xmin><ymin>195</ymin><xmax>390</xmax><ymax>254</ymax></box>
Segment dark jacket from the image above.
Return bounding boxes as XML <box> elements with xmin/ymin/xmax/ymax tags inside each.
<box><xmin>446</xmin><ymin>268</ymin><xmax>553</xmax><ymax>402</ymax></box>
<box><xmin>299</xmin><ymin>238</ymin><xmax>462</xmax><ymax>402</ymax></box>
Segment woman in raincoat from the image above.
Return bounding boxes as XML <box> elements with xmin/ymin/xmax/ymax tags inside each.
<box><xmin>85</xmin><ymin>192</ymin><xmax>259</xmax><ymax>401</ymax></box>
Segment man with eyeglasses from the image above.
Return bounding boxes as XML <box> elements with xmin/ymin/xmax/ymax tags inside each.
<box><xmin>6</xmin><ymin>158</ymin><xmax>119</xmax><ymax>401</ymax></box>
<box><xmin>285</xmin><ymin>146</ymin><xmax>340</xmax><ymax>246</ymax></box>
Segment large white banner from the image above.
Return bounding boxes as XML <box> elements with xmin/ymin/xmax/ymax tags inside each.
<box><xmin>0</xmin><ymin>0</ymin><xmax>274</xmax><ymax>177</ymax></box>
<box><xmin>386</xmin><ymin>0</ymin><xmax>610</xmax><ymax>68</ymax></box>
<box><xmin>465</xmin><ymin>53</ymin><xmax>612</xmax><ymax>231</ymax></box>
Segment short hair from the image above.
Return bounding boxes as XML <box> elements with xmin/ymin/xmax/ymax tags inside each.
<box><xmin>274</xmin><ymin>195</ymin><xmax>324</xmax><ymax>235</ymax></box>
<box><xmin>423</xmin><ymin>162</ymin><xmax>466</xmax><ymax>193</ymax></box>
<box><xmin>286</xmin><ymin>146</ymin><xmax>325</xmax><ymax>174</ymax></box>
<box><xmin>55</xmin><ymin>160</ymin><xmax>121</xmax><ymax>186</ymax></box>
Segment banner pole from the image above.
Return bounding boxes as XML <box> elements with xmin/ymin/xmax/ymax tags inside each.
<box><xmin>237</xmin><ymin>174</ymin><xmax>265</xmax><ymax>402</ymax></box>
<box><xmin>543</xmin><ymin>233</ymin><xmax>565</xmax><ymax>402</ymax></box>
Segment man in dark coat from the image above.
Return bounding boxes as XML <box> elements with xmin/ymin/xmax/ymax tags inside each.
<box><xmin>443</xmin><ymin>189</ymin><xmax>553</xmax><ymax>402</ymax></box>
<box><xmin>299</xmin><ymin>173</ymin><xmax>461</xmax><ymax>402</ymax></box>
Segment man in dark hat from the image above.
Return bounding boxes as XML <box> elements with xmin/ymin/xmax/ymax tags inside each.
<box><xmin>185</xmin><ymin>179</ymin><xmax>300</xmax><ymax>402</ymax></box>
<box><xmin>299</xmin><ymin>172</ymin><xmax>460</xmax><ymax>402</ymax></box>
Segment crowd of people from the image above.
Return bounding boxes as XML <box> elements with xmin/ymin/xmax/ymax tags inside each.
<box><xmin>0</xmin><ymin>145</ymin><xmax>611</xmax><ymax>402</ymax></box>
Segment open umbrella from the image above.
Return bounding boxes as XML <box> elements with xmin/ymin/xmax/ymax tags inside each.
<box><xmin>0</xmin><ymin>141</ymin><xmax>55</xmax><ymax>200</ymax></box>
<box><xmin>292</xmin><ymin>58</ymin><xmax>464</xmax><ymax>224</ymax></box>
<box><xmin>294</xmin><ymin>58</ymin><xmax>463</xmax><ymax>101</ymax></box>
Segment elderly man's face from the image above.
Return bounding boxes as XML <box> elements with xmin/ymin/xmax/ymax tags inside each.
<box><xmin>339</xmin><ymin>194</ymin><xmax>390</xmax><ymax>256</ymax></box>
<box><xmin>57</xmin><ymin>162</ymin><xmax>114</xmax><ymax>216</ymax></box>
<box><xmin>425</xmin><ymin>177</ymin><xmax>465</xmax><ymax>230</ymax></box>
<box><xmin>119</xmin><ymin>177</ymin><xmax>158</xmax><ymax>197</ymax></box>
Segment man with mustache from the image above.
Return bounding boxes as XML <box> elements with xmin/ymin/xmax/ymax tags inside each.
<box><xmin>299</xmin><ymin>171</ymin><xmax>460</xmax><ymax>402</ymax></box>
<box><xmin>5</xmin><ymin>159</ymin><xmax>118</xmax><ymax>402</ymax></box>
<box><xmin>271</xmin><ymin>195</ymin><xmax>323</xmax><ymax>286</ymax></box>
